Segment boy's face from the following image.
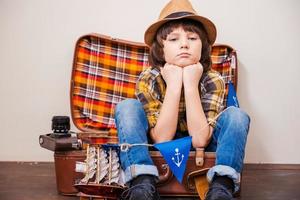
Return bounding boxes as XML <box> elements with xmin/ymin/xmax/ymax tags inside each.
<box><xmin>163</xmin><ymin>26</ymin><xmax>202</xmax><ymax>67</ymax></box>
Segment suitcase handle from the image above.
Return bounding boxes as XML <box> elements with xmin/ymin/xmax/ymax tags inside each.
<box><xmin>157</xmin><ymin>163</ymin><xmax>173</xmax><ymax>186</ymax></box>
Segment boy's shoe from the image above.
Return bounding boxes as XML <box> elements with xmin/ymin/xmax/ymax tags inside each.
<box><xmin>205</xmin><ymin>176</ymin><xmax>234</xmax><ymax>200</ymax></box>
<box><xmin>121</xmin><ymin>175</ymin><xmax>160</xmax><ymax>200</ymax></box>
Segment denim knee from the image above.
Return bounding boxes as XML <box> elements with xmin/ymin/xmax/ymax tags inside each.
<box><xmin>115</xmin><ymin>99</ymin><xmax>144</xmax><ymax>117</ymax></box>
<box><xmin>115</xmin><ymin>99</ymin><xmax>148</xmax><ymax>132</ymax></box>
<box><xmin>220</xmin><ymin>106</ymin><xmax>250</xmax><ymax>133</ymax></box>
<box><xmin>114</xmin><ymin>98</ymin><xmax>149</xmax><ymax>140</ymax></box>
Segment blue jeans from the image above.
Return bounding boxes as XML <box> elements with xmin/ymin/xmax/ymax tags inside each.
<box><xmin>114</xmin><ymin>99</ymin><xmax>250</xmax><ymax>192</ymax></box>
<box><xmin>205</xmin><ymin>106</ymin><xmax>250</xmax><ymax>192</ymax></box>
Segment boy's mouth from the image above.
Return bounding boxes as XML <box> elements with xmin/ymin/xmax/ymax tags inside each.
<box><xmin>177</xmin><ymin>53</ymin><xmax>191</xmax><ymax>58</ymax></box>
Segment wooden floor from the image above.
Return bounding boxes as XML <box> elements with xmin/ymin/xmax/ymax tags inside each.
<box><xmin>0</xmin><ymin>162</ymin><xmax>299</xmax><ymax>200</ymax></box>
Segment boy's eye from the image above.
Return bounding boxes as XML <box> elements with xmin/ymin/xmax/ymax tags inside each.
<box><xmin>168</xmin><ymin>37</ymin><xmax>178</xmax><ymax>41</ymax></box>
<box><xmin>189</xmin><ymin>37</ymin><xmax>198</xmax><ymax>40</ymax></box>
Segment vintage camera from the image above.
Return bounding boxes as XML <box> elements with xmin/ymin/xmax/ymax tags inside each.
<box><xmin>51</xmin><ymin>116</ymin><xmax>71</xmax><ymax>137</ymax></box>
<box><xmin>39</xmin><ymin>116</ymin><xmax>82</xmax><ymax>151</ymax></box>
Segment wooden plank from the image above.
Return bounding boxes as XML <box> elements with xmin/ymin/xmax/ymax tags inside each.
<box><xmin>0</xmin><ymin>162</ymin><xmax>300</xmax><ymax>200</ymax></box>
<box><xmin>0</xmin><ymin>162</ymin><xmax>77</xmax><ymax>200</ymax></box>
<box><xmin>243</xmin><ymin>163</ymin><xmax>300</xmax><ymax>170</ymax></box>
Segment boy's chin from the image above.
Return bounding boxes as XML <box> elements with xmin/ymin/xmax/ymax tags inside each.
<box><xmin>173</xmin><ymin>60</ymin><xmax>197</xmax><ymax>68</ymax></box>
<box><xmin>178</xmin><ymin>65</ymin><xmax>188</xmax><ymax>68</ymax></box>
<box><xmin>177</xmin><ymin>62</ymin><xmax>195</xmax><ymax>68</ymax></box>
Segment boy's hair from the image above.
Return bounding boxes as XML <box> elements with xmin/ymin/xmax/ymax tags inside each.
<box><xmin>149</xmin><ymin>19</ymin><xmax>212</xmax><ymax>73</ymax></box>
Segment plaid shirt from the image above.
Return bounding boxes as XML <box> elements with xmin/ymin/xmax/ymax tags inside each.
<box><xmin>135</xmin><ymin>67</ymin><xmax>225</xmax><ymax>131</ymax></box>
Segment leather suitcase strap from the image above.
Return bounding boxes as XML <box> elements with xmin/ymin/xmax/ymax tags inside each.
<box><xmin>189</xmin><ymin>148</ymin><xmax>210</xmax><ymax>199</ymax></box>
<box><xmin>194</xmin><ymin>175</ymin><xmax>209</xmax><ymax>200</ymax></box>
<box><xmin>187</xmin><ymin>168</ymin><xmax>210</xmax><ymax>199</ymax></box>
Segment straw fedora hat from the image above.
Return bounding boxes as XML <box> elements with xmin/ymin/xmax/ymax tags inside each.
<box><xmin>144</xmin><ymin>0</ymin><xmax>216</xmax><ymax>46</ymax></box>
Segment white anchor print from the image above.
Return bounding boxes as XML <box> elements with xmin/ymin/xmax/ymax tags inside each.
<box><xmin>172</xmin><ymin>148</ymin><xmax>184</xmax><ymax>167</ymax></box>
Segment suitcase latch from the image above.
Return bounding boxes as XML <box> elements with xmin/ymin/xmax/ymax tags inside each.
<box><xmin>195</xmin><ymin>148</ymin><xmax>204</xmax><ymax>166</ymax></box>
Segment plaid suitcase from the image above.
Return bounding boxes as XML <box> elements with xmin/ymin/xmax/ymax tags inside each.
<box><xmin>57</xmin><ymin>33</ymin><xmax>238</xmax><ymax>199</ymax></box>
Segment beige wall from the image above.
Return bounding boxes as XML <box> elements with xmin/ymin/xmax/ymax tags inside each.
<box><xmin>0</xmin><ymin>0</ymin><xmax>299</xmax><ymax>163</ymax></box>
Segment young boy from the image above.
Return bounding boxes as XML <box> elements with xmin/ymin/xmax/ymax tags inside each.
<box><xmin>115</xmin><ymin>0</ymin><xmax>250</xmax><ymax>199</ymax></box>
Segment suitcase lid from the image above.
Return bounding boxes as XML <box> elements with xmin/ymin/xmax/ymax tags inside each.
<box><xmin>70</xmin><ymin>33</ymin><xmax>237</xmax><ymax>133</ymax></box>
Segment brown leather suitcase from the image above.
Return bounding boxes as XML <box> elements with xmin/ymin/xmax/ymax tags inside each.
<box><xmin>52</xmin><ymin>148</ymin><xmax>215</xmax><ymax>199</ymax></box>
<box><xmin>54</xmin><ymin>150</ymin><xmax>85</xmax><ymax>195</ymax></box>
<box><xmin>40</xmin><ymin>33</ymin><xmax>238</xmax><ymax>199</ymax></box>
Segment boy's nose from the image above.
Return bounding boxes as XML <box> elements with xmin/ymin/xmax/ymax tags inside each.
<box><xmin>180</xmin><ymin>39</ymin><xmax>189</xmax><ymax>49</ymax></box>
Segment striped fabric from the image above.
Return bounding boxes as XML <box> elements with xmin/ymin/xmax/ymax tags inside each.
<box><xmin>71</xmin><ymin>34</ymin><xmax>237</xmax><ymax>134</ymax></box>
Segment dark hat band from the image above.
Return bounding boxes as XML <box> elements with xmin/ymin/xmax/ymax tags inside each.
<box><xmin>164</xmin><ymin>11</ymin><xmax>194</xmax><ymax>19</ymax></box>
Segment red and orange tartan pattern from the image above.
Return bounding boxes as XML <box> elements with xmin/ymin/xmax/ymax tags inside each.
<box><xmin>71</xmin><ymin>35</ymin><xmax>237</xmax><ymax>134</ymax></box>
<box><xmin>72</xmin><ymin>35</ymin><xmax>149</xmax><ymax>133</ymax></box>
<box><xmin>211</xmin><ymin>44</ymin><xmax>238</xmax><ymax>107</ymax></box>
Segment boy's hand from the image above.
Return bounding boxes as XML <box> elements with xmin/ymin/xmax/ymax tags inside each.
<box><xmin>160</xmin><ymin>63</ymin><xmax>183</xmax><ymax>90</ymax></box>
<box><xmin>183</xmin><ymin>63</ymin><xmax>203</xmax><ymax>89</ymax></box>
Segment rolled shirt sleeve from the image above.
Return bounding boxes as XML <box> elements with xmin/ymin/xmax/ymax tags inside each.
<box><xmin>135</xmin><ymin>68</ymin><xmax>163</xmax><ymax>129</ymax></box>
<box><xmin>201</xmin><ymin>71</ymin><xmax>226</xmax><ymax>127</ymax></box>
